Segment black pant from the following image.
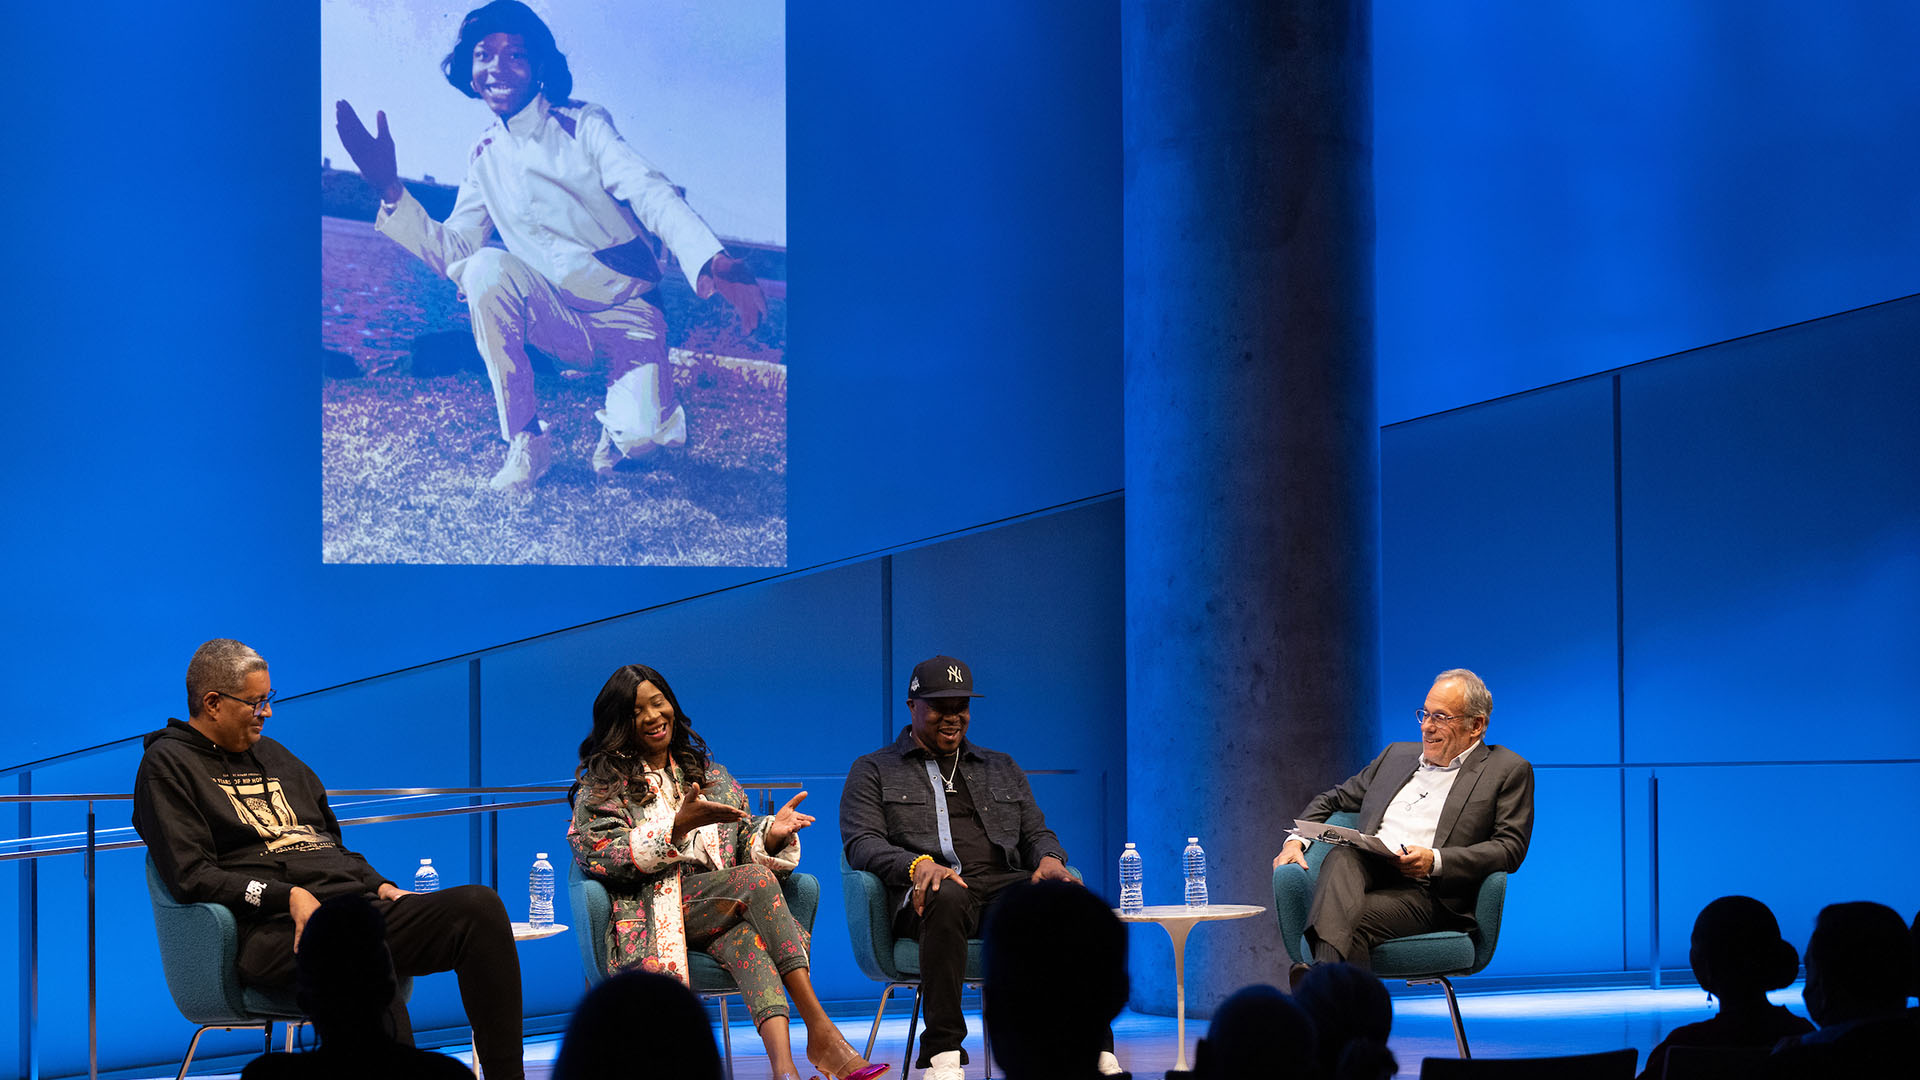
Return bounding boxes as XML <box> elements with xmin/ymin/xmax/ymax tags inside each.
<box><xmin>1304</xmin><ymin>846</ymin><xmax>1463</xmax><ymax>969</ymax></box>
<box><xmin>237</xmin><ymin>884</ymin><xmax>524</xmax><ymax>1080</ymax></box>
<box><xmin>891</xmin><ymin>869</ymin><xmax>1114</xmax><ymax>1067</ymax></box>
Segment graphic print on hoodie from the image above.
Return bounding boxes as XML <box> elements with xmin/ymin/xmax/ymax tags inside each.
<box><xmin>212</xmin><ymin>772</ymin><xmax>330</xmax><ymax>853</ymax></box>
<box><xmin>134</xmin><ymin>718</ymin><xmax>391</xmax><ymax>919</ymax></box>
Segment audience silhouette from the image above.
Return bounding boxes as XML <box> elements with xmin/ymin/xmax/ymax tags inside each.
<box><xmin>1636</xmin><ymin>895</ymin><xmax>1811</xmax><ymax>1080</ymax></box>
<box><xmin>550</xmin><ymin>969</ymin><xmax>725</xmax><ymax>1080</ymax></box>
<box><xmin>1910</xmin><ymin>907</ymin><xmax>1918</xmax><ymax>1004</ymax></box>
<box><xmin>239</xmin><ymin>879</ymin><xmax>1920</xmax><ymax>1080</ymax></box>
<box><xmin>1759</xmin><ymin>900</ymin><xmax>1917</xmax><ymax>1078</ymax></box>
<box><xmin>1290</xmin><ymin>962</ymin><xmax>1397</xmax><ymax>1080</ymax></box>
<box><xmin>1192</xmin><ymin>983</ymin><xmax>1317</xmax><ymax>1079</ymax></box>
<box><xmin>240</xmin><ymin>895</ymin><xmax>472</xmax><ymax>1079</ymax></box>
<box><xmin>981</xmin><ymin>879</ymin><xmax>1130</xmax><ymax>1080</ymax></box>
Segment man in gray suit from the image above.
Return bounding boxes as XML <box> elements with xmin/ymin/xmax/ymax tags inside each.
<box><xmin>1272</xmin><ymin>668</ymin><xmax>1534</xmax><ymax>977</ymax></box>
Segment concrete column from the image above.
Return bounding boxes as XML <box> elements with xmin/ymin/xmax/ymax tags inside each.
<box><xmin>1123</xmin><ymin>0</ymin><xmax>1378</xmax><ymax>1015</ymax></box>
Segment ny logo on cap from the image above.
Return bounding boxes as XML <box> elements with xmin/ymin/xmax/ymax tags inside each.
<box><xmin>909</xmin><ymin>676</ymin><xmax>921</xmax><ymax>692</ymax></box>
<box><xmin>947</xmin><ymin>665</ymin><xmax>963</xmax><ymax>683</ymax></box>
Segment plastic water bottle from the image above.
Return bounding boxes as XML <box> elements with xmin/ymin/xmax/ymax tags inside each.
<box><xmin>529</xmin><ymin>852</ymin><xmax>555</xmax><ymax>929</ymax></box>
<box><xmin>412</xmin><ymin>858</ymin><xmax>439</xmax><ymax>894</ymax></box>
<box><xmin>1182</xmin><ymin>837</ymin><xmax>1208</xmax><ymax>907</ymax></box>
<box><xmin>1118</xmin><ymin>842</ymin><xmax>1144</xmax><ymax>914</ymax></box>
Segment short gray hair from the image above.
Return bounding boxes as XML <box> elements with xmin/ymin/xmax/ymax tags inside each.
<box><xmin>1435</xmin><ymin>668</ymin><xmax>1492</xmax><ymax>723</ymax></box>
<box><xmin>186</xmin><ymin>639</ymin><xmax>268</xmax><ymax>717</ymax></box>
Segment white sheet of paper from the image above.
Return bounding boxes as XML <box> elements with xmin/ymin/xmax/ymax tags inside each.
<box><xmin>1291</xmin><ymin>818</ymin><xmax>1402</xmax><ymax>859</ymax></box>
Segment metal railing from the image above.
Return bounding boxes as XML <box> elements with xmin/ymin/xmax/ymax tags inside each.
<box><xmin>4</xmin><ymin>779</ymin><xmax>805</xmax><ymax>1080</ymax></box>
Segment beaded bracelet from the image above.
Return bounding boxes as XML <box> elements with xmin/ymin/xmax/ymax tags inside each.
<box><xmin>907</xmin><ymin>854</ymin><xmax>933</xmax><ymax>882</ymax></box>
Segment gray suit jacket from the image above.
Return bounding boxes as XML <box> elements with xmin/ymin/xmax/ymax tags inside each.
<box><xmin>1299</xmin><ymin>740</ymin><xmax>1534</xmax><ymax>921</ymax></box>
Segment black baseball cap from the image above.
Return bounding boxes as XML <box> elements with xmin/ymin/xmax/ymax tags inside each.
<box><xmin>907</xmin><ymin>656</ymin><xmax>983</xmax><ymax>700</ymax></box>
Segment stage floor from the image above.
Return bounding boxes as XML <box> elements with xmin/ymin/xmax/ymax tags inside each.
<box><xmin>134</xmin><ymin>982</ymin><xmax>1807</xmax><ymax>1079</ymax></box>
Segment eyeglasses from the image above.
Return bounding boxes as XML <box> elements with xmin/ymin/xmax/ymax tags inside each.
<box><xmin>215</xmin><ymin>690</ymin><xmax>277</xmax><ymax>716</ymax></box>
<box><xmin>1415</xmin><ymin>708</ymin><xmax>1476</xmax><ymax>727</ymax></box>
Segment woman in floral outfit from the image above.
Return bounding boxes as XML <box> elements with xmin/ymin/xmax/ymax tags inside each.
<box><xmin>569</xmin><ymin>664</ymin><xmax>887</xmax><ymax>1080</ymax></box>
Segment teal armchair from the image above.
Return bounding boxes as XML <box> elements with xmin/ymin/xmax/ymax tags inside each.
<box><xmin>1272</xmin><ymin>811</ymin><xmax>1508</xmax><ymax>1058</ymax></box>
<box><xmin>144</xmin><ymin>856</ymin><xmax>412</xmax><ymax>1079</ymax></box>
<box><xmin>569</xmin><ymin>858</ymin><xmax>819</xmax><ymax>1080</ymax></box>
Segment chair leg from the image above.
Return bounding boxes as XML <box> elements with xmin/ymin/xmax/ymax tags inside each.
<box><xmin>1435</xmin><ymin>976</ymin><xmax>1470</xmax><ymax>1058</ymax></box>
<box><xmin>718</xmin><ymin>995</ymin><xmax>735</xmax><ymax>1080</ymax></box>
<box><xmin>903</xmin><ymin>986</ymin><xmax>923</xmax><ymax>1079</ymax></box>
<box><xmin>978</xmin><ymin>985</ymin><xmax>992</xmax><ymax>1080</ymax></box>
<box><xmin>177</xmin><ymin>1026</ymin><xmax>210</xmax><ymax>1080</ymax></box>
<box><xmin>1403</xmin><ymin>976</ymin><xmax>1472</xmax><ymax>1057</ymax></box>
<box><xmin>865</xmin><ymin>982</ymin><xmax>901</xmax><ymax>1061</ymax></box>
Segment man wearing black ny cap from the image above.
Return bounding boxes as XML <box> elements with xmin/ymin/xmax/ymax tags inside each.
<box><xmin>842</xmin><ymin>656</ymin><xmax>1125</xmax><ymax>1080</ymax></box>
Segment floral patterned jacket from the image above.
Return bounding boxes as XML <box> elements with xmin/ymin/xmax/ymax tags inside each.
<box><xmin>568</xmin><ymin>759</ymin><xmax>799</xmax><ymax>982</ymax></box>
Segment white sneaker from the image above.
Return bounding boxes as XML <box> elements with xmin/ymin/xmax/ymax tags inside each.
<box><xmin>924</xmin><ymin>1049</ymin><xmax>965</xmax><ymax>1080</ymax></box>
<box><xmin>591</xmin><ymin>426</ymin><xmax>622</xmax><ymax>476</ymax></box>
<box><xmin>1097</xmin><ymin>1050</ymin><xmax>1126</xmax><ymax>1076</ymax></box>
<box><xmin>489</xmin><ymin>428</ymin><xmax>552</xmax><ymax>493</ymax></box>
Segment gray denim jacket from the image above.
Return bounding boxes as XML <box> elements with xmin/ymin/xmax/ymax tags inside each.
<box><xmin>841</xmin><ymin>727</ymin><xmax>1067</xmax><ymax>912</ymax></box>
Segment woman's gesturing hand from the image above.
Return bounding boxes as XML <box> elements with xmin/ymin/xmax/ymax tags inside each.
<box><xmin>671</xmin><ymin>783</ymin><xmax>749</xmax><ymax>843</ymax></box>
<box><xmin>335</xmin><ymin>100</ymin><xmax>403</xmax><ymax>205</ymax></box>
<box><xmin>764</xmin><ymin>791</ymin><xmax>815</xmax><ymax>852</ymax></box>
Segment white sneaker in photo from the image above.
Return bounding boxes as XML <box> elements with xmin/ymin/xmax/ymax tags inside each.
<box><xmin>924</xmin><ymin>1049</ymin><xmax>965</xmax><ymax>1080</ymax></box>
<box><xmin>591</xmin><ymin>426</ymin><xmax>622</xmax><ymax>476</ymax></box>
<box><xmin>1097</xmin><ymin>1050</ymin><xmax>1127</xmax><ymax>1076</ymax></box>
<box><xmin>489</xmin><ymin>427</ymin><xmax>553</xmax><ymax>493</ymax></box>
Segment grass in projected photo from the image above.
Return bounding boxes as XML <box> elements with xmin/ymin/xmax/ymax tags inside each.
<box><xmin>320</xmin><ymin>212</ymin><xmax>787</xmax><ymax>566</ymax></box>
<box><xmin>319</xmin><ymin>0</ymin><xmax>786</xmax><ymax>567</ymax></box>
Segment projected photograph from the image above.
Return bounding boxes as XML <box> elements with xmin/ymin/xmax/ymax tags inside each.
<box><xmin>320</xmin><ymin>0</ymin><xmax>786</xmax><ymax>566</ymax></box>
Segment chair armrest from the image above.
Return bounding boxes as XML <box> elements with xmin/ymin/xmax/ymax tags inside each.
<box><xmin>1271</xmin><ymin>863</ymin><xmax>1316</xmax><ymax>965</ymax></box>
<box><xmin>839</xmin><ymin>853</ymin><xmax>898</xmax><ymax>982</ymax></box>
<box><xmin>783</xmin><ymin>871</ymin><xmax>821</xmax><ymax>933</ymax></box>
<box><xmin>1268</xmin><ymin>811</ymin><xmax>1355</xmax><ymax>965</ymax></box>
<box><xmin>567</xmin><ymin>860</ymin><xmax>613</xmax><ymax>986</ymax></box>
<box><xmin>145</xmin><ymin>857</ymin><xmax>249</xmax><ymax>1023</ymax></box>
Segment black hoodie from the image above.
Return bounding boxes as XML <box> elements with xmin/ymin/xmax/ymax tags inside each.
<box><xmin>133</xmin><ymin>719</ymin><xmax>391</xmax><ymax>919</ymax></box>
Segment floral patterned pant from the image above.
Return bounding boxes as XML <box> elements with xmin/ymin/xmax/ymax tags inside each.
<box><xmin>681</xmin><ymin>863</ymin><xmax>811</xmax><ymax>1024</ymax></box>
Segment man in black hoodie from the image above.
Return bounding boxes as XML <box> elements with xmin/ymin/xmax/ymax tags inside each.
<box><xmin>133</xmin><ymin>638</ymin><xmax>525</xmax><ymax>1080</ymax></box>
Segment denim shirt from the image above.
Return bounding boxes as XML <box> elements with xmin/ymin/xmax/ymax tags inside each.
<box><xmin>841</xmin><ymin>727</ymin><xmax>1066</xmax><ymax>910</ymax></box>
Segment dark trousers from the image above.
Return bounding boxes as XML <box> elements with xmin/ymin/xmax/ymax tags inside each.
<box><xmin>891</xmin><ymin>869</ymin><xmax>1114</xmax><ymax>1067</ymax></box>
<box><xmin>1304</xmin><ymin>846</ymin><xmax>1462</xmax><ymax>969</ymax></box>
<box><xmin>237</xmin><ymin>884</ymin><xmax>524</xmax><ymax>1080</ymax></box>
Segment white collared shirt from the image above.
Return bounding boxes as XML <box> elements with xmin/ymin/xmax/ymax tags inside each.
<box><xmin>1372</xmin><ymin>741</ymin><xmax>1481</xmax><ymax>873</ymax></box>
<box><xmin>377</xmin><ymin>95</ymin><xmax>724</xmax><ymax>310</ymax></box>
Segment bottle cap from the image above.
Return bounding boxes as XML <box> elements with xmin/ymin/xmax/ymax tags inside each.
<box><xmin>1124</xmin><ymin>842</ymin><xmax>1135</xmax><ymax>848</ymax></box>
<box><xmin>536</xmin><ymin>852</ymin><xmax>548</xmax><ymax>859</ymax></box>
<box><xmin>421</xmin><ymin>858</ymin><xmax>432</xmax><ymax>865</ymax></box>
<box><xmin>1188</xmin><ymin>837</ymin><xmax>1198</xmax><ymax>843</ymax></box>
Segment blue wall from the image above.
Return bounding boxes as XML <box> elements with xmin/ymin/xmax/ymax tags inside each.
<box><xmin>1381</xmin><ymin>294</ymin><xmax>1920</xmax><ymax>977</ymax></box>
<box><xmin>1374</xmin><ymin>2</ymin><xmax>1920</xmax><ymax>422</ymax></box>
